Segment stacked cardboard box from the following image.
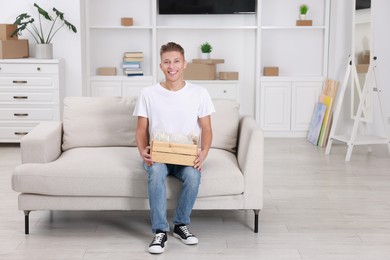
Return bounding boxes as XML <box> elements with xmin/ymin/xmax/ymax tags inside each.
<box><xmin>0</xmin><ymin>24</ymin><xmax>29</xmax><ymax>59</ymax></box>
<box><xmin>184</xmin><ymin>59</ymin><xmax>225</xmax><ymax>80</ymax></box>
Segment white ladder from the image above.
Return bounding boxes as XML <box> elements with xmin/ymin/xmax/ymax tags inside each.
<box><xmin>325</xmin><ymin>56</ymin><xmax>390</xmax><ymax>161</ymax></box>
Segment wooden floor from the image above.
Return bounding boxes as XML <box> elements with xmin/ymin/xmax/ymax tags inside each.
<box><xmin>1</xmin><ymin>139</ymin><xmax>390</xmax><ymax>259</ymax></box>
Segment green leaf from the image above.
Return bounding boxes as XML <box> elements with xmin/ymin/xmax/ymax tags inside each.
<box><xmin>34</xmin><ymin>2</ymin><xmax>52</xmax><ymax>21</ymax></box>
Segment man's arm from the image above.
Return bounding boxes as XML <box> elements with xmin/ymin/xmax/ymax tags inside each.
<box><xmin>136</xmin><ymin>116</ymin><xmax>153</xmax><ymax>166</ymax></box>
<box><xmin>194</xmin><ymin>115</ymin><xmax>212</xmax><ymax>171</ymax></box>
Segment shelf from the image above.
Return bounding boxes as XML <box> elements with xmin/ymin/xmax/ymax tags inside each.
<box><xmin>156</xmin><ymin>26</ymin><xmax>257</xmax><ymax>30</ymax></box>
<box><xmin>261</xmin><ymin>26</ymin><xmax>326</xmax><ymax>30</ymax></box>
<box><xmin>332</xmin><ymin>135</ymin><xmax>390</xmax><ymax>145</ymax></box>
<box><xmin>260</xmin><ymin>76</ymin><xmax>325</xmax><ymax>82</ymax></box>
<box><xmin>89</xmin><ymin>26</ymin><xmax>153</xmax><ymax>30</ymax></box>
<box><xmin>90</xmin><ymin>75</ymin><xmax>154</xmax><ymax>82</ymax></box>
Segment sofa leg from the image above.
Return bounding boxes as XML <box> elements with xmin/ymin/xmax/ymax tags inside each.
<box><xmin>253</xmin><ymin>209</ymin><xmax>260</xmax><ymax>233</ymax></box>
<box><xmin>24</xmin><ymin>210</ymin><xmax>30</xmax><ymax>235</ymax></box>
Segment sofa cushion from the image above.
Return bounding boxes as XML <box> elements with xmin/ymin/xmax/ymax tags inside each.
<box><xmin>62</xmin><ymin>97</ymin><xmax>137</xmax><ymax>151</ymax></box>
<box><xmin>211</xmin><ymin>100</ymin><xmax>240</xmax><ymax>152</ymax></box>
<box><xmin>12</xmin><ymin>147</ymin><xmax>244</xmax><ymax>199</ymax></box>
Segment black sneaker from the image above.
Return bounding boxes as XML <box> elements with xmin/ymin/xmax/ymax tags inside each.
<box><xmin>148</xmin><ymin>230</ymin><xmax>168</xmax><ymax>254</ymax></box>
<box><xmin>173</xmin><ymin>224</ymin><xmax>199</xmax><ymax>245</ymax></box>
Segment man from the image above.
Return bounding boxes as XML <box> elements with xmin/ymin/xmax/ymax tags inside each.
<box><xmin>133</xmin><ymin>42</ymin><xmax>215</xmax><ymax>254</ymax></box>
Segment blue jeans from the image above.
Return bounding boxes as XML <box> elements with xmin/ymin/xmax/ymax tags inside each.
<box><xmin>143</xmin><ymin>163</ymin><xmax>201</xmax><ymax>233</ymax></box>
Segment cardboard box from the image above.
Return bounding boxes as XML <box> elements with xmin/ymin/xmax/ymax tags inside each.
<box><xmin>151</xmin><ymin>140</ymin><xmax>198</xmax><ymax>166</ymax></box>
<box><xmin>121</xmin><ymin>17</ymin><xmax>133</xmax><ymax>26</ymax></box>
<box><xmin>192</xmin><ymin>58</ymin><xmax>225</xmax><ymax>64</ymax></box>
<box><xmin>219</xmin><ymin>71</ymin><xmax>239</xmax><ymax>80</ymax></box>
<box><xmin>97</xmin><ymin>67</ymin><xmax>117</xmax><ymax>76</ymax></box>
<box><xmin>0</xmin><ymin>24</ymin><xmax>18</xmax><ymax>40</ymax></box>
<box><xmin>184</xmin><ymin>63</ymin><xmax>216</xmax><ymax>80</ymax></box>
<box><xmin>296</xmin><ymin>20</ymin><xmax>313</xmax><ymax>26</ymax></box>
<box><xmin>356</xmin><ymin>64</ymin><xmax>369</xmax><ymax>73</ymax></box>
<box><xmin>263</xmin><ymin>67</ymin><xmax>279</xmax><ymax>76</ymax></box>
<box><xmin>0</xmin><ymin>39</ymin><xmax>29</xmax><ymax>59</ymax></box>
<box><xmin>362</xmin><ymin>50</ymin><xmax>370</xmax><ymax>64</ymax></box>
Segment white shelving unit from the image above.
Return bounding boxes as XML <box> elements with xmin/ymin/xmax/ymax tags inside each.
<box><xmin>83</xmin><ymin>0</ymin><xmax>247</xmax><ymax>102</ymax></box>
<box><xmin>256</xmin><ymin>0</ymin><xmax>331</xmax><ymax>137</ymax></box>
<box><xmin>82</xmin><ymin>0</ymin><xmax>330</xmax><ymax>133</ymax></box>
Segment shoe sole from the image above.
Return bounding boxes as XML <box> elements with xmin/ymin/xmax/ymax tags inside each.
<box><xmin>173</xmin><ymin>233</ymin><xmax>198</xmax><ymax>245</ymax></box>
<box><xmin>148</xmin><ymin>241</ymin><xmax>167</xmax><ymax>254</ymax></box>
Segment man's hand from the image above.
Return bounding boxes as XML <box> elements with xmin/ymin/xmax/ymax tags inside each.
<box><xmin>142</xmin><ymin>146</ymin><xmax>153</xmax><ymax>166</ymax></box>
<box><xmin>194</xmin><ymin>150</ymin><xmax>207</xmax><ymax>172</ymax></box>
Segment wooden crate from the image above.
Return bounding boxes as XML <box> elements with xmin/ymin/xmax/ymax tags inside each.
<box><xmin>151</xmin><ymin>140</ymin><xmax>198</xmax><ymax>166</ymax></box>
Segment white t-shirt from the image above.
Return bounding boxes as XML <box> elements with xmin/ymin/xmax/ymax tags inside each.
<box><xmin>133</xmin><ymin>82</ymin><xmax>215</xmax><ymax>137</ymax></box>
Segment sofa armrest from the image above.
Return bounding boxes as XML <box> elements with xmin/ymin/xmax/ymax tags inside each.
<box><xmin>21</xmin><ymin>122</ymin><xmax>63</xmax><ymax>164</ymax></box>
<box><xmin>237</xmin><ymin>116</ymin><xmax>264</xmax><ymax>210</ymax></box>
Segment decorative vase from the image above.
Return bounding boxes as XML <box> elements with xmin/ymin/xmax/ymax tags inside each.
<box><xmin>299</xmin><ymin>14</ymin><xmax>307</xmax><ymax>20</ymax></box>
<box><xmin>35</xmin><ymin>43</ymin><xmax>53</xmax><ymax>59</ymax></box>
<box><xmin>201</xmin><ymin>52</ymin><xmax>210</xmax><ymax>59</ymax></box>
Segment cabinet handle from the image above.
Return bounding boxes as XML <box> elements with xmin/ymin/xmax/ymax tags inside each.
<box><xmin>14</xmin><ymin>113</ymin><xmax>29</xmax><ymax>117</ymax></box>
<box><xmin>14</xmin><ymin>132</ymin><xmax>29</xmax><ymax>136</ymax></box>
<box><xmin>13</xmin><ymin>96</ymin><xmax>28</xmax><ymax>99</ymax></box>
<box><xmin>37</xmin><ymin>67</ymin><xmax>41</xmax><ymax>71</ymax></box>
<box><xmin>223</xmin><ymin>90</ymin><xmax>227</xmax><ymax>93</ymax></box>
<box><xmin>12</xmin><ymin>80</ymin><xmax>28</xmax><ymax>84</ymax></box>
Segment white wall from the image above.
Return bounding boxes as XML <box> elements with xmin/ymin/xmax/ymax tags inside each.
<box><xmin>0</xmin><ymin>0</ymin><xmax>83</xmax><ymax>96</ymax></box>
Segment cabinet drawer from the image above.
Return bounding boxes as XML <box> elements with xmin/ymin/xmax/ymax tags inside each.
<box><xmin>0</xmin><ymin>77</ymin><xmax>54</xmax><ymax>88</ymax></box>
<box><xmin>204</xmin><ymin>84</ymin><xmax>238</xmax><ymax>100</ymax></box>
<box><xmin>0</xmin><ymin>125</ymin><xmax>36</xmax><ymax>142</ymax></box>
<box><xmin>0</xmin><ymin>63</ymin><xmax>58</xmax><ymax>74</ymax></box>
<box><xmin>0</xmin><ymin>92</ymin><xmax>59</xmax><ymax>104</ymax></box>
<box><xmin>0</xmin><ymin>107</ymin><xmax>57</xmax><ymax>121</ymax></box>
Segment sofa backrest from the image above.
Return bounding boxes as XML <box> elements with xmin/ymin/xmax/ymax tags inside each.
<box><xmin>61</xmin><ymin>97</ymin><xmax>240</xmax><ymax>153</ymax></box>
<box><xmin>62</xmin><ymin>97</ymin><xmax>138</xmax><ymax>151</ymax></box>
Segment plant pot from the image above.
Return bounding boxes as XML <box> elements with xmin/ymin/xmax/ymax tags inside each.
<box><xmin>299</xmin><ymin>14</ymin><xmax>307</xmax><ymax>20</ymax></box>
<box><xmin>35</xmin><ymin>43</ymin><xmax>53</xmax><ymax>59</ymax></box>
<box><xmin>201</xmin><ymin>52</ymin><xmax>210</xmax><ymax>59</ymax></box>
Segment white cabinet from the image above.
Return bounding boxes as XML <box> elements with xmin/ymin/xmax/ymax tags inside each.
<box><xmin>260</xmin><ymin>80</ymin><xmax>322</xmax><ymax>136</ymax></box>
<box><xmin>90</xmin><ymin>76</ymin><xmax>153</xmax><ymax>97</ymax></box>
<box><xmin>0</xmin><ymin>59</ymin><xmax>64</xmax><ymax>142</ymax></box>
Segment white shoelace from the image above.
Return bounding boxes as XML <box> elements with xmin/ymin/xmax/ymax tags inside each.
<box><xmin>152</xmin><ymin>233</ymin><xmax>165</xmax><ymax>244</ymax></box>
<box><xmin>179</xmin><ymin>226</ymin><xmax>193</xmax><ymax>237</ymax></box>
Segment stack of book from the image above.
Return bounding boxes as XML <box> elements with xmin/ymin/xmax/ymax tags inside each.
<box><xmin>122</xmin><ymin>52</ymin><xmax>143</xmax><ymax>76</ymax></box>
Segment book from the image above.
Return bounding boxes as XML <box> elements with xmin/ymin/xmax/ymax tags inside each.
<box><xmin>122</xmin><ymin>62</ymin><xmax>141</xmax><ymax>69</ymax></box>
<box><xmin>123</xmin><ymin>69</ymin><xmax>143</xmax><ymax>74</ymax></box>
<box><xmin>307</xmin><ymin>102</ymin><xmax>327</xmax><ymax>146</ymax></box>
<box><xmin>124</xmin><ymin>52</ymin><xmax>143</xmax><ymax>58</ymax></box>
<box><xmin>123</xmin><ymin>57</ymin><xmax>144</xmax><ymax>62</ymax></box>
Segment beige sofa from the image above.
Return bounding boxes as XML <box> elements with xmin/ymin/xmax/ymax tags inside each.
<box><xmin>12</xmin><ymin>97</ymin><xmax>263</xmax><ymax>234</ymax></box>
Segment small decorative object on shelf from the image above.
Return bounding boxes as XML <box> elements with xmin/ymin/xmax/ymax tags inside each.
<box><xmin>200</xmin><ymin>42</ymin><xmax>212</xmax><ymax>59</ymax></box>
<box><xmin>121</xmin><ymin>17</ymin><xmax>133</xmax><ymax>26</ymax></box>
<box><xmin>296</xmin><ymin>4</ymin><xmax>312</xmax><ymax>26</ymax></box>
<box><xmin>97</xmin><ymin>67</ymin><xmax>117</xmax><ymax>76</ymax></box>
<box><xmin>299</xmin><ymin>4</ymin><xmax>309</xmax><ymax>20</ymax></box>
<box><xmin>11</xmin><ymin>2</ymin><xmax>77</xmax><ymax>59</ymax></box>
<box><xmin>219</xmin><ymin>71</ymin><xmax>239</xmax><ymax>80</ymax></box>
<box><xmin>263</xmin><ymin>67</ymin><xmax>279</xmax><ymax>76</ymax></box>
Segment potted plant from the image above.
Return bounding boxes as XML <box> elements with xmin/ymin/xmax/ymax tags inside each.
<box><xmin>11</xmin><ymin>3</ymin><xmax>77</xmax><ymax>59</ymax></box>
<box><xmin>200</xmin><ymin>42</ymin><xmax>212</xmax><ymax>59</ymax></box>
<box><xmin>299</xmin><ymin>4</ymin><xmax>309</xmax><ymax>20</ymax></box>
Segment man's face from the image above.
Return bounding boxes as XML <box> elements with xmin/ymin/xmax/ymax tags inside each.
<box><xmin>160</xmin><ymin>51</ymin><xmax>187</xmax><ymax>82</ymax></box>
